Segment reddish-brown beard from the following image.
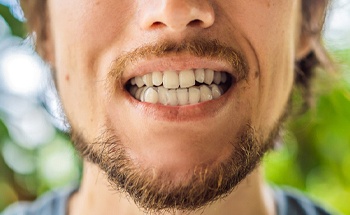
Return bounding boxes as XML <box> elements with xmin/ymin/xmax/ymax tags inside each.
<box><xmin>71</xmin><ymin>123</ymin><xmax>278</xmax><ymax>213</ymax></box>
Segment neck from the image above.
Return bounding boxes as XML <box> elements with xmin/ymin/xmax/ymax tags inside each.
<box><xmin>68</xmin><ymin>161</ymin><xmax>276</xmax><ymax>215</ymax></box>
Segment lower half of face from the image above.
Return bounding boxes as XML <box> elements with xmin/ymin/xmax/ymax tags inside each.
<box><xmin>58</xmin><ymin>40</ymin><xmax>292</xmax><ymax>211</ymax></box>
<box><xmin>49</xmin><ymin>0</ymin><xmax>298</xmax><ymax>212</ymax></box>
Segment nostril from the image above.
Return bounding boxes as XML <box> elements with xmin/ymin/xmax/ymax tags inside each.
<box><xmin>187</xmin><ymin>19</ymin><xmax>203</xmax><ymax>27</ymax></box>
<box><xmin>149</xmin><ymin>21</ymin><xmax>166</xmax><ymax>29</ymax></box>
<box><xmin>150</xmin><ymin>21</ymin><xmax>166</xmax><ymax>29</ymax></box>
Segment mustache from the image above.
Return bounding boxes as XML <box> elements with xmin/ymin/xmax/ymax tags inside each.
<box><xmin>106</xmin><ymin>39</ymin><xmax>248</xmax><ymax>92</ymax></box>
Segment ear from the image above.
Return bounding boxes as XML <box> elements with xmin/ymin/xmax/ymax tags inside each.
<box><xmin>296</xmin><ymin>35</ymin><xmax>312</xmax><ymax>61</ymax></box>
<box><xmin>21</xmin><ymin>0</ymin><xmax>55</xmax><ymax>65</ymax></box>
<box><xmin>35</xmin><ymin>6</ymin><xmax>55</xmax><ymax>66</ymax></box>
<box><xmin>296</xmin><ymin>0</ymin><xmax>328</xmax><ymax>61</ymax></box>
<box><xmin>39</xmin><ymin>24</ymin><xmax>56</xmax><ymax>66</ymax></box>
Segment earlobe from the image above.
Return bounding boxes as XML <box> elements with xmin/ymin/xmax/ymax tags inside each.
<box><xmin>40</xmin><ymin>34</ymin><xmax>55</xmax><ymax>66</ymax></box>
<box><xmin>296</xmin><ymin>0</ymin><xmax>328</xmax><ymax>61</ymax></box>
<box><xmin>296</xmin><ymin>35</ymin><xmax>312</xmax><ymax>61</ymax></box>
<box><xmin>35</xmin><ymin>14</ymin><xmax>55</xmax><ymax>67</ymax></box>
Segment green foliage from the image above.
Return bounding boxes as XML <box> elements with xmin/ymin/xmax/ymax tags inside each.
<box><xmin>0</xmin><ymin>120</ymin><xmax>81</xmax><ymax>211</ymax></box>
<box><xmin>0</xmin><ymin>4</ymin><xmax>25</xmax><ymax>37</ymax></box>
<box><xmin>265</xmin><ymin>49</ymin><xmax>350</xmax><ymax>215</ymax></box>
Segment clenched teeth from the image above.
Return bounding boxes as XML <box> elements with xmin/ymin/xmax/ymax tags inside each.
<box><xmin>127</xmin><ymin>69</ymin><xmax>232</xmax><ymax>106</ymax></box>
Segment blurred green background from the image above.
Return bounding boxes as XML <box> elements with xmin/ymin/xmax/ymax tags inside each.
<box><xmin>0</xmin><ymin>1</ymin><xmax>349</xmax><ymax>214</ymax></box>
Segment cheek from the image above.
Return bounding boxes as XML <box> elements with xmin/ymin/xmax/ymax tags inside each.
<box><xmin>47</xmin><ymin>0</ymin><xmax>135</xmax><ymax>139</ymax></box>
<box><xmin>221</xmin><ymin>1</ymin><xmax>298</xmax><ymax>134</ymax></box>
<box><xmin>49</xmin><ymin>0</ymin><xmax>133</xmax><ymax>50</ymax></box>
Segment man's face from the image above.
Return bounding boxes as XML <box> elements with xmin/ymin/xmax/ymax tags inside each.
<box><xmin>47</xmin><ymin>0</ymin><xmax>300</xmax><ymax>211</ymax></box>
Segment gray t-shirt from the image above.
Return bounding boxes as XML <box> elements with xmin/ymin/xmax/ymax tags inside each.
<box><xmin>1</xmin><ymin>186</ymin><xmax>335</xmax><ymax>215</ymax></box>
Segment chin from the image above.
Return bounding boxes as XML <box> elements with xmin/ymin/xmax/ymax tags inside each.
<box><xmin>71</xmin><ymin>122</ymin><xmax>276</xmax><ymax>212</ymax></box>
<box><xmin>129</xmin><ymin>138</ymin><xmax>235</xmax><ymax>185</ymax></box>
<box><xmin>125</xmin><ymin>127</ymin><xmax>235</xmax><ymax>171</ymax></box>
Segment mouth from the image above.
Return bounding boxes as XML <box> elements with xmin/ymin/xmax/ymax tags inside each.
<box><xmin>125</xmin><ymin>69</ymin><xmax>234</xmax><ymax>106</ymax></box>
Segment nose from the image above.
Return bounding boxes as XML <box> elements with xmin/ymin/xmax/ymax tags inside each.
<box><xmin>140</xmin><ymin>0</ymin><xmax>215</xmax><ymax>32</ymax></box>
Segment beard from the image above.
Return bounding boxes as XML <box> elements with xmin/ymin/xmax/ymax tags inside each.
<box><xmin>71</xmin><ymin>124</ymin><xmax>280</xmax><ymax>213</ymax></box>
<box><xmin>67</xmin><ymin>38</ymin><xmax>286</xmax><ymax>213</ymax></box>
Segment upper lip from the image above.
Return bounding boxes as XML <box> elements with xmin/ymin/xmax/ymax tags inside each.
<box><xmin>120</xmin><ymin>55</ymin><xmax>236</xmax><ymax>87</ymax></box>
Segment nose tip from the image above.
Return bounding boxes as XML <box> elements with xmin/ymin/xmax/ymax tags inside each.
<box><xmin>140</xmin><ymin>0</ymin><xmax>215</xmax><ymax>32</ymax></box>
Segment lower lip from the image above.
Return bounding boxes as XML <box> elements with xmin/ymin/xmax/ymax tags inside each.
<box><xmin>121</xmin><ymin>85</ymin><xmax>234</xmax><ymax>122</ymax></box>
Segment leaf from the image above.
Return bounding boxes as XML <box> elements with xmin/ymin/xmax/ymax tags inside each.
<box><xmin>0</xmin><ymin>4</ymin><xmax>25</xmax><ymax>37</ymax></box>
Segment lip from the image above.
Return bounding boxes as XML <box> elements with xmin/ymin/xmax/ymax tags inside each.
<box><xmin>114</xmin><ymin>56</ymin><xmax>240</xmax><ymax>122</ymax></box>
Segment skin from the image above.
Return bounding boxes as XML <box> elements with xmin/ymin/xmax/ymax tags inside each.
<box><xmin>44</xmin><ymin>0</ymin><xmax>308</xmax><ymax>214</ymax></box>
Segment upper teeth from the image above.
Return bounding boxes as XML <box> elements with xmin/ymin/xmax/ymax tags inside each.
<box><xmin>130</xmin><ymin>69</ymin><xmax>227</xmax><ymax>89</ymax></box>
<box><xmin>128</xmin><ymin>69</ymin><xmax>228</xmax><ymax>106</ymax></box>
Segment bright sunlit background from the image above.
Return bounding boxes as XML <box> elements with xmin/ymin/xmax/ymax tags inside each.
<box><xmin>0</xmin><ymin>0</ymin><xmax>349</xmax><ymax>214</ymax></box>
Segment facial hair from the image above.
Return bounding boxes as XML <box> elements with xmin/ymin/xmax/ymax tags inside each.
<box><xmin>69</xmin><ymin>39</ymin><xmax>283</xmax><ymax>213</ymax></box>
<box><xmin>71</xmin><ymin>124</ymin><xmax>279</xmax><ymax>213</ymax></box>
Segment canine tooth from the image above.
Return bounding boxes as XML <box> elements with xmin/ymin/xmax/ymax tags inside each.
<box><xmin>131</xmin><ymin>78</ymin><xmax>136</xmax><ymax>85</ymax></box>
<box><xmin>142</xmin><ymin>73</ymin><xmax>153</xmax><ymax>87</ymax></box>
<box><xmin>135</xmin><ymin>87</ymin><xmax>144</xmax><ymax>100</ymax></box>
<box><xmin>179</xmin><ymin>70</ymin><xmax>195</xmax><ymax>88</ymax></box>
<box><xmin>177</xmin><ymin>89</ymin><xmax>189</xmax><ymax>105</ymax></box>
<box><xmin>167</xmin><ymin>89</ymin><xmax>178</xmax><ymax>106</ymax></box>
<box><xmin>213</xmin><ymin>72</ymin><xmax>221</xmax><ymax>84</ymax></box>
<box><xmin>144</xmin><ymin>87</ymin><xmax>158</xmax><ymax>104</ymax></box>
<box><xmin>152</xmin><ymin>71</ymin><xmax>163</xmax><ymax>86</ymax></box>
<box><xmin>163</xmin><ymin>70</ymin><xmax>179</xmax><ymax>89</ymax></box>
<box><xmin>189</xmin><ymin>87</ymin><xmax>200</xmax><ymax>104</ymax></box>
<box><xmin>204</xmin><ymin>69</ymin><xmax>214</xmax><ymax>85</ymax></box>
<box><xmin>130</xmin><ymin>86</ymin><xmax>138</xmax><ymax>97</ymax></box>
<box><xmin>210</xmin><ymin>84</ymin><xmax>222</xmax><ymax>99</ymax></box>
<box><xmin>221</xmin><ymin>73</ymin><xmax>227</xmax><ymax>83</ymax></box>
<box><xmin>200</xmin><ymin>85</ymin><xmax>213</xmax><ymax>102</ymax></box>
<box><xmin>158</xmin><ymin>86</ymin><xmax>168</xmax><ymax>105</ymax></box>
<box><xmin>195</xmin><ymin>69</ymin><xmax>205</xmax><ymax>83</ymax></box>
<box><xmin>135</xmin><ymin>76</ymin><xmax>145</xmax><ymax>87</ymax></box>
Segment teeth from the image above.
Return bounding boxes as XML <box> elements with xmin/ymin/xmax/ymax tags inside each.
<box><xmin>130</xmin><ymin>86</ymin><xmax>138</xmax><ymax>97</ymax></box>
<box><xmin>204</xmin><ymin>69</ymin><xmax>214</xmax><ymax>85</ymax></box>
<box><xmin>189</xmin><ymin>87</ymin><xmax>200</xmax><ymax>104</ymax></box>
<box><xmin>131</xmin><ymin>78</ymin><xmax>136</xmax><ymax>86</ymax></box>
<box><xmin>135</xmin><ymin>87</ymin><xmax>143</xmax><ymax>100</ymax></box>
<box><xmin>179</xmin><ymin>70</ymin><xmax>195</xmax><ymax>88</ymax></box>
<box><xmin>152</xmin><ymin>71</ymin><xmax>163</xmax><ymax>86</ymax></box>
<box><xmin>177</xmin><ymin>88</ymin><xmax>189</xmax><ymax>105</ymax></box>
<box><xmin>195</xmin><ymin>69</ymin><xmax>205</xmax><ymax>83</ymax></box>
<box><xmin>135</xmin><ymin>76</ymin><xmax>145</xmax><ymax>88</ymax></box>
<box><xmin>144</xmin><ymin>87</ymin><xmax>158</xmax><ymax>104</ymax></box>
<box><xmin>140</xmin><ymin>87</ymin><xmax>148</xmax><ymax>102</ymax></box>
<box><xmin>200</xmin><ymin>85</ymin><xmax>213</xmax><ymax>102</ymax></box>
<box><xmin>142</xmin><ymin>73</ymin><xmax>153</xmax><ymax>87</ymax></box>
<box><xmin>158</xmin><ymin>86</ymin><xmax>168</xmax><ymax>105</ymax></box>
<box><xmin>210</xmin><ymin>84</ymin><xmax>222</xmax><ymax>99</ymax></box>
<box><xmin>167</xmin><ymin>89</ymin><xmax>178</xmax><ymax>106</ymax></box>
<box><xmin>133</xmin><ymin>85</ymin><xmax>221</xmax><ymax>105</ymax></box>
<box><xmin>130</xmin><ymin>70</ymin><xmax>227</xmax><ymax>89</ymax></box>
<box><xmin>221</xmin><ymin>73</ymin><xmax>227</xmax><ymax>83</ymax></box>
<box><xmin>163</xmin><ymin>70</ymin><xmax>179</xmax><ymax>89</ymax></box>
<box><xmin>213</xmin><ymin>72</ymin><xmax>221</xmax><ymax>85</ymax></box>
<box><xmin>129</xmin><ymin>69</ymin><xmax>230</xmax><ymax>105</ymax></box>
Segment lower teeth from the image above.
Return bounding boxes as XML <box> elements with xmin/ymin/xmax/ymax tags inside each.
<box><xmin>129</xmin><ymin>84</ymin><xmax>225</xmax><ymax>106</ymax></box>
